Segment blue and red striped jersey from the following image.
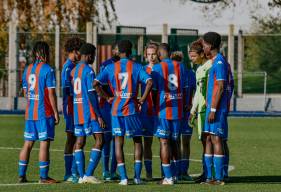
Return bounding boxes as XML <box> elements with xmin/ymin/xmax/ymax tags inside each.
<box><xmin>71</xmin><ymin>62</ymin><xmax>98</xmax><ymax>125</ymax></box>
<box><xmin>61</xmin><ymin>58</ymin><xmax>75</xmax><ymax>117</ymax></box>
<box><xmin>206</xmin><ymin>53</ymin><xmax>230</xmax><ymax>111</ymax></box>
<box><xmin>95</xmin><ymin>58</ymin><xmax>151</xmax><ymax>117</ymax></box>
<box><xmin>140</xmin><ymin>64</ymin><xmax>156</xmax><ymax>117</ymax></box>
<box><xmin>22</xmin><ymin>61</ymin><xmax>56</xmax><ymax>120</ymax></box>
<box><xmin>152</xmin><ymin>58</ymin><xmax>188</xmax><ymax>120</ymax></box>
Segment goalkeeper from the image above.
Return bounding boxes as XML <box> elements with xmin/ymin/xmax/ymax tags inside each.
<box><xmin>188</xmin><ymin>40</ymin><xmax>212</xmax><ymax>140</ymax></box>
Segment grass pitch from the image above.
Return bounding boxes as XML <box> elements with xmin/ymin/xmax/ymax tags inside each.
<box><xmin>0</xmin><ymin>115</ymin><xmax>280</xmax><ymax>191</ymax></box>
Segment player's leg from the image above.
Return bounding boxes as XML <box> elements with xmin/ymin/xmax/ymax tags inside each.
<box><xmin>102</xmin><ymin>132</ymin><xmax>112</xmax><ymax>180</ymax></box>
<box><xmin>223</xmin><ymin>139</ymin><xmax>229</xmax><ymax>179</ymax></box>
<box><xmin>84</xmin><ymin>130</ymin><xmax>103</xmax><ymax>184</ymax></box>
<box><xmin>110</xmin><ymin>135</ymin><xmax>118</xmax><ymax>179</ymax></box>
<box><xmin>211</xmin><ymin>134</ymin><xmax>224</xmax><ymax>185</ymax></box>
<box><xmin>64</xmin><ymin>131</ymin><xmax>77</xmax><ymax>181</ymax></box>
<box><xmin>73</xmin><ymin>125</ymin><xmax>87</xmax><ymax>182</ymax></box>
<box><xmin>133</xmin><ymin>136</ymin><xmax>143</xmax><ymax>184</ymax></box>
<box><xmin>202</xmin><ymin>133</ymin><xmax>213</xmax><ymax>183</ymax></box>
<box><xmin>38</xmin><ymin>116</ymin><xmax>57</xmax><ymax>184</ymax></box>
<box><xmin>112</xmin><ymin>116</ymin><xmax>128</xmax><ymax>185</ymax></box>
<box><xmin>115</xmin><ymin>135</ymin><xmax>128</xmax><ymax>184</ymax></box>
<box><xmin>179</xmin><ymin>118</ymin><xmax>193</xmax><ymax>181</ymax></box>
<box><xmin>180</xmin><ymin>135</ymin><xmax>192</xmax><ymax>180</ymax></box>
<box><xmin>155</xmin><ymin>118</ymin><xmax>173</xmax><ymax>185</ymax></box>
<box><xmin>18</xmin><ymin>120</ymin><xmax>36</xmax><ymax>183</ymax></box>
<box><xmin>142</xmin><ymin>116</ymin><xmax>155</xmax><ymax>180</ymax></box>
<box><xmin>18</xmin><ymin>140</ymin><xmax>35</xmax><ymax>182</ymax></box>
<box><xmin>143</xmin><ymin>136</ymin><xmax>153</xmax><ymax>180</ymax></box>
<box><xmin>170</xmin><ymin>120</ymin><xmax>181</xmax><ymax>183</ymax></box>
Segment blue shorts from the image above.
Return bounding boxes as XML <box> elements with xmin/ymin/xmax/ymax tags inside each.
<box><xmin>64</xmin><ymin>115</ymin><xmax>74</xmax><ymax>133</ymax></box>
<box><xmin>100</xmin><ymin>107</ymin><xmax>112</xmax><ymax>135</ymax></box>
<box><xmin>140</xmin><ymin>116</ymin><xmax>157</xmax><ymax>137</ymax></box>
<box><xmin>74</xmin><ymin>120</ymin><xmax>103</xmax><ymax>137</ymax></box>
<box><xmin>112</xmin><ymin>114</ymin><xmax>142</xmax><ymax>138</ymax></box>
<box><xmin>204</xmin><ymin>110</ymin><xmax>228</xmax><ymax>139</ymax></box>
<box><xmin>181</xmin><ymin>118</ymin><xmax>193</xmax><ymax>136</ymax></box>
<box><xmin>155</xmin><ymin>118</ymin><xmax>181</xmax><ymax>140</ymax></box>
<box><xmin>24</xmin><ymin>117</ymin><xmax>55</xmax><ymax>141</ymax></box>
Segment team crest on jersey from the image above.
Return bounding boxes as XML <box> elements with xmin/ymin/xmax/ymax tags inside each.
<box><xmin>218</xmin><ymin>61</ymin><xmax>223</xmax><ymax>64</ymax></box>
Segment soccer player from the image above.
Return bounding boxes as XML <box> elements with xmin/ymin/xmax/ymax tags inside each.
<box><xmin>94</xmin><ymin>40</ymin><xmax>153</xmax><ymax>185</ymax></box>
<box><xmin>99</xmin><ymin>45</ymin><xmax>120</xmax><ymax>180</ymax></box>
<box><xmin>141</xmin><ymin>42</ymin><xmax>159</xmax><ymax>180</ymax></box>
<box><xmin>71</xmin><ymin>43</ymin><xmax>105</xmax><ymax>184</ymax></box>
<box><xmin>18</xmin><ymin>41</ymin><xmax>59</xmax><ymax>184</ymax></box>
<box><xmin>188</xmin><ymin>39</ymin><xmax>212</xmax><ymax>182</ymax></box>
<box><xmin>61</xmin><ymin>37</ymin><xmax>84</xmax><ymax>183</ymax></box>
<box><xmin>171</xmin><ymin>51</ymin><xmax>195</xmax><ymax>181</ymax></box>
<box><xmin>152</xmin><ymin>43</ymin><xmax>189</xmax><ymax>185</ymax></box>
<box><xmin>201</xmin><ymin>32</ymin><xmax>231</xmax><ymax>185</ymax></box>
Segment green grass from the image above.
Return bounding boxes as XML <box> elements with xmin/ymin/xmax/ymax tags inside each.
<box><xmin>0</xmin><ymin>115</ymin><xmax>280</xmax><ymax>191</ymax></box>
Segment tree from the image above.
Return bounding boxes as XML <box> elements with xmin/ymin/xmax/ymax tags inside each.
<box><xmin>0</xmin><ymin>0</ymin><xmax>117</xmax><ymax>32</ymax></box>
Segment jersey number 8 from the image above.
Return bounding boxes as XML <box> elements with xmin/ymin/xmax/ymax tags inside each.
<box><xmin>168</xmin><ymin>74</ymin><xmax>178</xmax><ymax>91</ymax></box>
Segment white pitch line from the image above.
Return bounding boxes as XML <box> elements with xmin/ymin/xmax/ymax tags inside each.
<box><xmin>0</xmin><ymin>146</ymin><xmax>201</xmax><ymax>162</ymax></box>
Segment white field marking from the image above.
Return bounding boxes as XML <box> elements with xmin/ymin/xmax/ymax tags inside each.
<box><xmin>0</xmin><ymin>146</ymin><xmax>235</xmax><ymax>186</ymax></box>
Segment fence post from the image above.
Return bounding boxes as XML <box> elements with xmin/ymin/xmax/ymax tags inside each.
<box><xmin>237</xmin><ymin>29</ymin><xmax>244</xmax><ymax>97</ymax></box>
<box><xmin>55</xmin><ymin>25</ymin><xmax>60</xmax><ymax>97</ymax></box>
<box><xmin>162</xmin><ymin>23</ymin><xmax>168</xmax><ymax>43</ymax></box>
<box><xmin>228</xmin><ymin>24</ymin><xmax>235</xmax><ymax>71</ymax></box>
<box><xmin>92</xmin><ymin>24</ymin><xmax>98</xmax><ymax>73</ymax></box>
<box><xmin>8</xmin><ymin>21</ymin><xmax>18</xmax><ymax>110</ymax></box>
<box><xmin>86</xmin><ymin>22</ymin><xmax>93</xmax><ymax>44</ymax></box>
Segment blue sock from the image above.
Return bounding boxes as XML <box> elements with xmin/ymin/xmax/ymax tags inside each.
<box><xmin>18</xmin><ymin>160</ymin><xmax>28</xmax><ymax>177</ymax></box>
<box><xmin>162</xmin><ymin>164</ymin><xmax>172</xmax><ymax>179</ymax></box>
<box><xmin>110</xmin><ymin>139</ymin><xmax>117</xmax><ymax>174</ymax></box>
<box><xmin>85</xmin><ymin>148</ymin><xmax>102</xmax><ymax>176</ymax></box>
<box><xmin>144</xmin><ymin>160</ymin><xmax>152</xmax><ymax>176</ymax></box>
<box><xmin>223</xmin><ymin>154</ymin><xmax>229</xmax><ymax>177</ymax></box>
<box><xmin>214</xmin><ymin>155</ymin><xmax>224</xmax><ymax>181</ymax></box>
<box><xmin>117</xmin><ymin>163</ymin><xmax>128</xmax><ymax>180</ymax></box>
<box><xmin>39</xmin><ymin>161</ymin><xmax>49</xmax><ymax>179</ymax></box>
<box><xmin>71</xmin><ymin>154</ymin><xmax>78</xmax><ymax>176</ymax></box>
<box><xmin>204</xmin><ymin>154</ymin><xmax>213</xmax><ymax>180</ymax></box>
<box><xmin>160</xmin><ymin>163</ymin><xmax>164</xmax><ymax>178</ymax></box>
<box><xmin>134</xmin><ymin>160</ymin><xmax>142</xmax><ymax>179</ymax></box>
<box><xmin>102</xmin><ymin>141</ymin><xmax>110</xmax><ymax>173</ymax></box>
<box><xmin>74</xmin><ymin>149</ymin><xmax>85</xmax><ymax>178</ymax></box>
<box><xmin>202</xmin><ymin>154</ymin><xmax>206</xmax><ymax>178</ymax></box>
<box><xmin>171</xmin><ymin>160</ymin><xmax>180</xmax><ymax>177</ymax></box>
<box><xmin>180</xmin><ymin>159</ymin><xmax>189</xmax><ymax>175</ymax></box>
<box><xmin>64</xmin><ymin>154</ymin><xmax>73</xmax><ymax>176</ymax></box>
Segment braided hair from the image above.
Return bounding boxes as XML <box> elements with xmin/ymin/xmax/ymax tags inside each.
<box><xmin>32</xmin><ymin>41</ymin><xmax>50</xmax><ymax>63</ymax></box>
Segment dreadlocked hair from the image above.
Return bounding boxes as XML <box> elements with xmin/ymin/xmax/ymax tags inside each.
<box><xmin>32</xmin><ymin>41</ymin><xmax>50</xmax><ymax>63</ymax></box>
<box><xmin>64</xmin><ymin>37</ymin><xmax>84</xmax><ymax>53</ymax></box>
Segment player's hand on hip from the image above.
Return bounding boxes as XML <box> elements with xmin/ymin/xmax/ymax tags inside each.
<box><xmin>54</xmin><ymin>112</ymin><xmax>60</xmax><ymax>125</ymax></box>
<box><xmin>107</xmin><ymin>97</ymin><xmax>114</xmax><ymax>104</ymax></box>
<box><xmin>98</xmin><ymin>117</ymin><xmax>106</xmax><ymax>129</ymax></box>
<box><xmin>208</xmin><ymin>112</ymin><xmax>215</xmax><ymax>123</ymax></box>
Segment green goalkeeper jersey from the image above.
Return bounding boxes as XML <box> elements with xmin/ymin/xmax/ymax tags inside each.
<box><xmin>190</xmin><ymin>59</ymin><xmax>212</xmax><ymax>114</ymax></box>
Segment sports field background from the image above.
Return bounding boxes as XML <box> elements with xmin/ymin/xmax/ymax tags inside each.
<box><xmin>0</xmin><ymin>115</ymin><xmax>280</xmax><ymax>191</ymax></box>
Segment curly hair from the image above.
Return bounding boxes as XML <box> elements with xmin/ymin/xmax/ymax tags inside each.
<box><xmin>64</xmin><ymin>37</ymin><xmax>84</xmax><ymax>53</ymax></box>
<box><xmin>189</xmin><ymin>39</ymin><xmax>204</xmax><ymax>54</ymax></box>
<box><xmin>171</xmin><ymin>51</ymin><xmax>184</xmax><ymax>62</ymax></box>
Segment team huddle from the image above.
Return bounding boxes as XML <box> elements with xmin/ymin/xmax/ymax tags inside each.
<box><xmin>18</xmin><ymin>31</ymin><xmax>234</xmax><ymax>186</ymax></box>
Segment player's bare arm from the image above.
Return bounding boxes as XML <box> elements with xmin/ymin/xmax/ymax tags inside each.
<box><xmin>48</xmin><ymin>88</ymin><xmax>60</xmax><ymax>125</ymax></box>
<box><xmin>208</xmin><ymin>80</ymin><xmax>224</xmax><ymax>123</ymax></box>
<box><xmin>139</xmin><ymin>79</ymin><xmax>153</xmax><ymax>104</ymax></box>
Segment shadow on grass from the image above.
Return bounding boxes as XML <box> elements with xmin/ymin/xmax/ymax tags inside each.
<box><xmin>228</xmin><ymin>176</ymin><xmax>281</xmax><ymax>184</ymax></box>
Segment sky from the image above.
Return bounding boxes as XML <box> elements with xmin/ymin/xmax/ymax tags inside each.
<box><xmin>115</xmin><ymin>0</ymin><xmax>271</xmax><ymax>35</ymax></box>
